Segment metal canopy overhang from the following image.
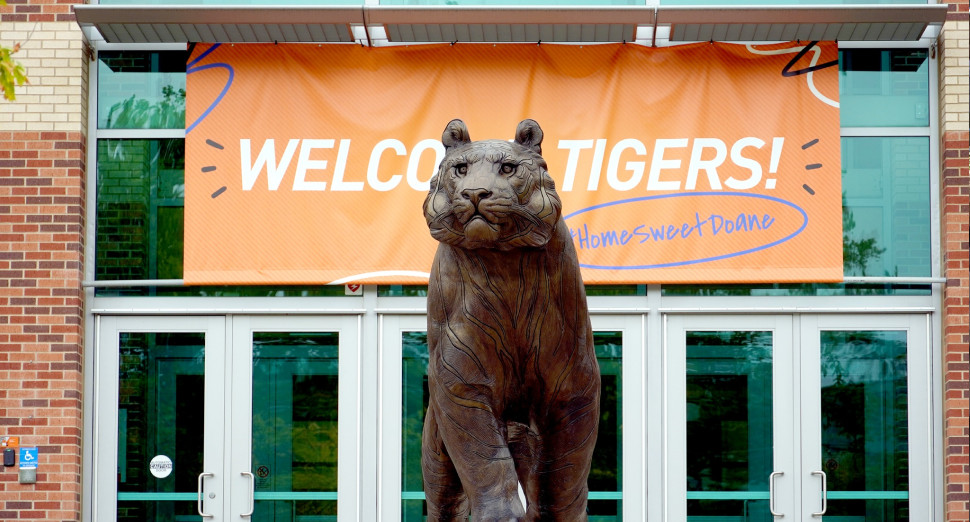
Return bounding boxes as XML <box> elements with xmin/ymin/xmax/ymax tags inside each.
<box><xmin>73</xmin><ymin>4</ymin><xmax>948</xmax><ymax>45</ymax></box>
<box><xmin>73</xmin><ymin>5</ymin><xmax>362</xmax><ymax>44</ymax></box>
<box><xmin>661</xmin><ymin>5</ymin><xmax>948</xmax><ymax>42</ymax></box>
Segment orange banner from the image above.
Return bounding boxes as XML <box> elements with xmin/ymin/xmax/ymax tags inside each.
<box><xmin>186</xmin><ymin>41</ymin><xmax>841</xmax><ymax>285</ymax></box>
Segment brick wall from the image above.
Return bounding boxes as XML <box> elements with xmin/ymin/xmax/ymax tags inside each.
<box><xmin>0</xmin><ymin>0</ymin><xmax>87</xmax><ymax>520</ymax></box>
<box><xmin>940</xmin><ymin>0</ymin><xmax>970</xmax><ymax>521</ymax></box>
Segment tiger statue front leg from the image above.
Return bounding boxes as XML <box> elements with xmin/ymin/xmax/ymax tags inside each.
<box><xmin>422</xmin><ymin>357</ymin><xmax>528</xmax><ymax>522</ymax></box>
<box><xmin>422</xmin><ymin>247</ymin><xmax>529</xmax><ymax>522</ymax></box>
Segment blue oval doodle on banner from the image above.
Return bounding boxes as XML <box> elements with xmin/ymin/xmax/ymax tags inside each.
<box><xmin>563</xmin><ymin>192</ymin><xmax>809</xmax><ymax>270</ymax></box>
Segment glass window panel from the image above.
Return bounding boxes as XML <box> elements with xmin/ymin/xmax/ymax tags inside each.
<box><xmin>820</xmin><ymin>330</ymin><xmax>909</xmax><ymax>520</ymax></box>
<box><xmin>842</xmin><ymin>137</ymin><xmax>931</xmax><ymax>278</ymax></box>
<box><xmin>590</xmin><ymin>331</ymin><xmax>623</xmax><ymax>521</ymax></box>
<box><xmin>95</xmin><ymin>285</ymin><xmax>349</xmax><ymax>297</ymax></box>
<box><xmin>251</xmin><ymin>332</ymin><xmax>340</xmax><ymax>520</ymax></box>
<box><xmin>401</xmin><ymin>331</ymin><xmax>622</xmax><ymax>521</ymax></box>
<box><xmin>401</xmin><ymin>332</ymin><xmax>427</xmax><ymax>522</ymax></box>
<box><xmin>662</xmin><ymin>0</ymin><xmax>923</xmax><ymax>4</ymax></box>
<box><xmin>840</xmin><ymin>49</ymin><xmax>930</xmax><ymax>127</ymax></box>
<box><xmin>686</xmin><ymin>331</ymin><xmax>773</xmax><ymax>520</ymax></box>
<box><xmin>100</xmin><ymin>0</ymin><xmax>363</xmax><ymax>4</ymax></box>
<box><xmin>156</xmin><ymin>207</ymin><xmax>183</xmax><ymax>280</ymax></box>
<box><xmin>380</xmin><ymin>286</ymin><xmax>429</xmax><ymax>297</ymax></box>
<box><xmin>381</xmin><ymin>0</ymin><xmax>638</xmax><ymax>4</ymax></box>
<box><xmin>98</xmin><ymin>51</ymin><xmax>189</xmax><ymax>129</ymax></box>
<box><xmin>117</xmin><ymin>332</ymin><xmax>205</xmax><ymax>522</ymax></box>
<box><xmin>586</xmin><ymin>285</ymin><xmax>646</xmax><ymax>297</ymax></box>
<box><xmin>378</xmin><ymin>285</ymin><xmax>645</xmax><ymax>297</ymax></box>
<box><xmin>97</xmin><ymin>139</ymin><xmax>184</xmax><ymax>282</ymax></box>
<box><xmin>662</xmin><ymin>283</ymin><xmax>932</xmax><ymax>297</ymax></box>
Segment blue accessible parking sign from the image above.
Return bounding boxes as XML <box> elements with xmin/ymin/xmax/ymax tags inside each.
<box><xmin>19</xmin><ymin>447</ymin><xmax>38</xmax><ymax>469</ymax></box>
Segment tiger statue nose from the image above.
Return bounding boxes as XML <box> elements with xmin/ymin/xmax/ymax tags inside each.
<box><xmin>461</xmin><ymin>188</ymin><xmax>492</xmax><ymax>207</ymax></box>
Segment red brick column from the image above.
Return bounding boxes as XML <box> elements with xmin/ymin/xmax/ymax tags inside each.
<box><xmin>1</xmin><ymin>2</ymin><xmax>87</xmax><ymax>521</ymax></box>
<box><xmin>942</xmin><ymin>128</ymin><xmax>969</xmax><ymax>522</ymax></box>
<box><xmin>0</xmin><ymin>131</ymin><xmax>86</xmax><ymax>521</ymax></box>
<box><xmin>941</xmin><ymin>1</ymin><xmax>970</xmax><ymax>521</ymax></box>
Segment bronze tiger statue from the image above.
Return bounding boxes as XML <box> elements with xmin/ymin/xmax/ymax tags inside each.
<box><xmin>422</xmin><ymin>119</ymin><xmax>600</xmax><ymax>522</ymax></box>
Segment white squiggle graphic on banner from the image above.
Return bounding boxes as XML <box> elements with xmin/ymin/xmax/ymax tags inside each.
<box><xmin>329</xmin><ymin>271</ymin><xmax>431</xmax><ymax>284</ymax></box>
<box><xmin>746</xmin><ymin>44</ymin><xmax>839</xmax><ymax>109</ymax></box>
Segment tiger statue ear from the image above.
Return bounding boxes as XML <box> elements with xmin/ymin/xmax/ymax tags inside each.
<box><xmin>442</xmin><ymin>119</ymin><xmax>471</xmax><ymax>152</ymax></box>
<box><xmin>514</xmin><ymin>119</ymin><xmax>543</xmax><ymax>155</ymax></box>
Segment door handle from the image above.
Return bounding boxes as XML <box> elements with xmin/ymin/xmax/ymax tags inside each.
<box><xmin>769</xmin><ymin>471</ymin><xmax>784</xmax><ymax>517</ymax></box>
<box><xmin>812</xmin><ymin>470</ymin><xmax>827</xmax><ymax>517</ymax></box>
<box><xmin>197</xmin><ymin>472</ymin><xmax>214</xmax><ymax>518</ymax></box>
<box><xmin>241</xmin><ymin>471</ymin><xmax>255</xmax><ymax>517</ymax></box>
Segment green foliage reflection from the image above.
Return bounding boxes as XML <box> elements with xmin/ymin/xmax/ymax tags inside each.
<box><xmin>105</xmin><ymin>85</ymin><xmax>185</xmax><ymax>129</ymax></box>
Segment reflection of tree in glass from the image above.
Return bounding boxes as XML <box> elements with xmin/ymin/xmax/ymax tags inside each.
<box><xmin>251</xmin><ymin>335</ymin><xmax>340</xmax><ymax>518</ymax></box>
<box><xmin>106</xmin><ymin>84</ymin><xmax>185</xmax><ymax>129</ymax></box>
<box><xmin>820</xmin><ymin>331</ymin><xmax>908</xmax><ymax>518</ymax></box>
<box><xmin>103</xmin><ymin>87</ymin><xmax>185</xmax><ymax>168</ymax></box>
<box><xmin>842</xmin><ymin>192</ymin><xmax>886</xmax><ymax>277</ymax></box>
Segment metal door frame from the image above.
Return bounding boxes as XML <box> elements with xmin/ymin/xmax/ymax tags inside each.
<box><xmin>94</xmin><ymin>314</ymin><xmax>361</xmax><ymax>522</ymax></box>
<box><xmin>664</xmin><ymin>313</ymin><xmax>932</xmax><ymax>521</ymax></box>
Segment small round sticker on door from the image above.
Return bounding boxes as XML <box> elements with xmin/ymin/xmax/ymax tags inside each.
<box><xmin>149</xmin><ymin>455</ymin><xmax>173</xmax><ymax>479</ymax></box>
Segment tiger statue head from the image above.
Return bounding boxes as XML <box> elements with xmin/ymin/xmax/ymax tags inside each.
<box><xmin>423</xmin><ymin>119</ymin><xmax>563</xmax><ymax>251</ymax></box>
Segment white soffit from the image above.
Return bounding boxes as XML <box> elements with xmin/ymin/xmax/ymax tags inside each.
<box><xmin>73</xmin><ymin>4</ymin><xmax>948</xmax><ymax>45</ymax></box>
<box><xmin>73</xmin><ymin>5</ymin><xmax>360</xmax><ymax>43</ymax></box>
<box><xmin>365</xmin><ymin>6</ymin><xmax>649</xmax><ymax>43</ymax></box>
<box><xmin>661</xmin><ymin>5</ymin><xmax>948</xmax><ymax>42</ymax></box>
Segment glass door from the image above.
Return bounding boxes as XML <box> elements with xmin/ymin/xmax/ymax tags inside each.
<box><xmin>96</xmin><ymin>315</ymin><xmax>360</xmax><ymax>522</ymax></box>
<box><xmin>667</xmin><ymin>314</ymin><xmax>932</xmax><ymax>521</ymax></box>
<box><xmin>667</xmin><ymin>315</ymin><xmax>794</xmax><ymax>522</ymax></box>
<box><xmin>379</xmin><ymin>314</ymin><xmax>645</xmax><ymax>521</ymax></box>
<box><xmin>96</xmin><ymin>316</ymin><xmax>227</xmax><ymax>522</ymax></box>
<box><xmin>799</xmin><ymin>314</ymin><xmax>931</xmax><ymax>522</ymax></box>
<box><xmin>229</xmin><ymin>316</ymin><xmax>360</xmax><ymax>522</ymax></box>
